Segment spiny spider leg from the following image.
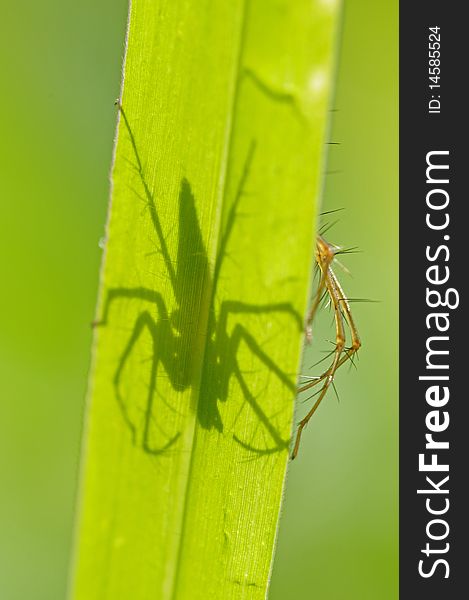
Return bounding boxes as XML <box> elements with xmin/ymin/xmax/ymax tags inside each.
<box><xmin>292</xmin><ymin>236</ymin><xmax>361</xmax><ymax>459</ymax></box>
<box><xmin>298</xmin><ymin>268</ymin><xmax>362</xmax><ymax>393</ymax></box>
<box><xmin>304</xmin><ymin>236</ymin><xmax>335</xmax><ymax>343</ymax></box>
<box><xmin>292</xmin><ymin>258</ymin><xmax>346</xmax><ymax>458</ymax></box>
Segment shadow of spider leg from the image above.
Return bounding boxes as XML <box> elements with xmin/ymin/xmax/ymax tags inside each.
<box><xmin>292</xmin><ymin>238</ymin><xmax>361</xmax><ymax>459</ymax></box>
<box><xmin>95</xmin><ymin>286</ymin><xmax>182</xmax><ymax>455</ymax></box>
<box><xmin>217</xmin><ymin>299</ymin><xmax>302</xmax><ymax>455</ymax></box>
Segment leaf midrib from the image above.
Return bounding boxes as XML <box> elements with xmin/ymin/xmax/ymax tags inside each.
<box><xmin>167</xmin><ymin>2</ymin><xmax>250</xmax><ymax>598</ymax></box>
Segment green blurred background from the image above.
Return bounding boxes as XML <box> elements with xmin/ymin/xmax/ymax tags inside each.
<box><xmin>269</xmin><ymin>1</ymin><xmax>398</xmax><ymax>598</ymax></box>
<box><xmin>0</xmin><ymin>1</ymin><xmax>397</xmax><ymax>598</ymax></box>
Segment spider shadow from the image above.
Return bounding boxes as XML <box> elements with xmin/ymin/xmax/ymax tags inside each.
<box><xmin>96</xmin><ymin>105</ymin><xmax>302</xmax><ymax>458</ymax></box>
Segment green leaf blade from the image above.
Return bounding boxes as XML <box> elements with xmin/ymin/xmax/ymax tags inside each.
<box><xmin>71</xmin><ymin>1</ymin><xmax>341</xmax><ymax>599</ymax></box>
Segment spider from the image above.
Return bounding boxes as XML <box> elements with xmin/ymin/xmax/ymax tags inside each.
<box><xmin>291</xmin><ymin>234</ymin><xmax>361</xmax><ymax>459</ymax></box>
<box><xmin>94</xmin><ymin>103</ymin><xmax>303</xmax><ymax>456</ymax></box>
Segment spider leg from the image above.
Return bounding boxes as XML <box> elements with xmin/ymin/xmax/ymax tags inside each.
<box><xmin>216</xmin><ymin>299</ymin><xmax>302</xmax><ymax>400</ymax></box>
<box><xmin>231</xmin><ymin>360</ymin><xmax>289</xmax><ymax>454</ymax></box>
<box><xmin>113</xmin><ymin>309</ymin><xmax>179</xmax><ymax>454</ymax></box>
<box><xmin>218</xmin><ymin>300</ymin><xmax>303</xmax><ymax>333</ymax></box>
<box><xmin>113</xmin><ymin>310</ymin><xmax>155</xmax><ymax>442</ymax></box>
<box><xmin>292</xmin><ymin>266</ymin><xmax>346</xmax><ymax>459</ymax></box>
<box><xmin>305</xmin><ymin>236</ymin><xmax>335</xmax><ymax>342</ymax></box>
<box><xmin>93</xmin><ymin>286</ymin><xmax>168</xmax><ymax>327</ymax></box>
<box><xmin>298</xmin><ymin>268</ymin><xmax>361</xmax><ymax>392</ymax></box>
<box><xmin>96</xmin><ymin>286</ymin><xmax>181</xmax><ymax>454</ymax></box>
<box><xmin>215</xmin><ymin>299</ymin><xmax>299</xmax><ymax>453</ymax></box>
<box><xmin>228</xmin><ymin>322</ymin><xmax>296</xmax><ymax>391</ymax></box>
